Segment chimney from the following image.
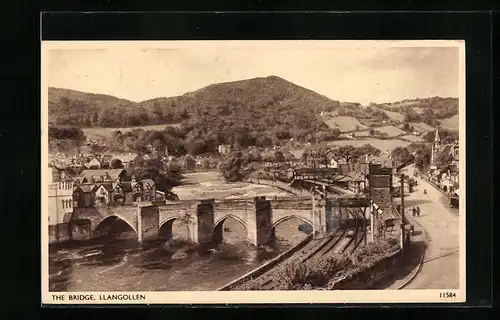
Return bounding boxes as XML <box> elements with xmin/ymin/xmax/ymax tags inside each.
<box><xmin>51</xmin><ymin>167</ymin><xmax>60</xmax><ymax>182</ymax></box>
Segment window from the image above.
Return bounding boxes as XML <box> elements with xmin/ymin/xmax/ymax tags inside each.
<box><xmin>61</xmin><ymin>200</ymin><xmax>65</xmax><ymax>208</ymax></box>
<box><xmin>69</xmin><ymin>200</ymin><xmax>72</xmax><ymax>208</ymax></box>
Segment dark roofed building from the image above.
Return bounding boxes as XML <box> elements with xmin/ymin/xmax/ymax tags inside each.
<box><xmin>73</xmin><ymin>184</ymin><xmax>96</xmax><ymax>207</ymax></box>
<box><xmin>78</xmin><ymin>169</ymin><xmax>128</xmax><ymax>184</ymax></box>
<box><xmin>140</xmin><ymin>179</ymin><xmax>156</xmax><ymax>201</ymax></box>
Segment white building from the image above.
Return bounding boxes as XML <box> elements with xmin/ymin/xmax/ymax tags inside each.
<box><xmin>218</xmin><ymin>144</ymin><xmax>232</xmax><ymax>154</ymax></box>
<box><xmin>328</xmin><ymin>158</ymin><xmax>339</xmax><ymax>168</ymax></box>
<box><xmin>48</xmin><ymin>167</ymin><xmax>74</xmax><ymax>226</ymax></box>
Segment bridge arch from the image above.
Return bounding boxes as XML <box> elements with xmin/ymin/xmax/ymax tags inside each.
<box><xmin>158</xmin><ymin>217</ymin><xmax>193</xmax><ymax>241</ymax></box>
<box><xmin>271</xmin><ymin>215</ymin><xmax>314</xmax><ymax>240</ymax></box>
<box><xmin>93</xmin><ymin>214</ymin><xmax>138</xmax><ymax>238</ymax></box>
<box><xmin>272</xmin><ymin>215</ymin><xmax>313</xmax><ymax>230</ymax></box>
<box><xmin>213</xmin><ymin>214</ymin><xmax>248</xmax><ymax>244</ymax></box>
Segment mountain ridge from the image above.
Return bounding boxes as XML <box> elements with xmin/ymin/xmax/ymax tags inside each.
<box><xmin>48</xmin><ymin>75</ymin><xmax>458</xmax><ymax>130</ymax></box>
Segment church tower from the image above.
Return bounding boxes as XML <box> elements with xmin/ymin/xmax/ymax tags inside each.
<box><xmin>430</xmin><ymin>125</ymin><xmax>441</xmax><ymax>169</ymax></box>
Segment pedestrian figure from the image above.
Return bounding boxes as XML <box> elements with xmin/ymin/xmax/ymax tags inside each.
<box><xmin>412</xmin><ymin>207</ymin><xmax>416</xmax><ymax>217</ymax></box>
<box><xmin>416</xmin><ymin>206</ymin><xmax>420</xmax><ymax>217</ymax></box>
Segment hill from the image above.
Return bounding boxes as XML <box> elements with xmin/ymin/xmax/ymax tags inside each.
<box><xmin>48</xmin><ymin>76</ymin><xmax>376</xmax><ymax>155</ymax></box>
<box><xmin>48</xmin><ymin>87</ymin><xmax>134</xmax><ymax>126</ymax></box>
<box><xmin>371</xmin><ymin>97</ymin><xmax>459</xmax><ymax>128</ymax></box>
<box><xmin>49</xmin><ymin>76</ymin><xmax>368</xmax><ymax>128</ymax></box>
<box><xmin>48</xmin><ymin>77</ymin><xmax>459</xmax><ymax>156</ymax></box>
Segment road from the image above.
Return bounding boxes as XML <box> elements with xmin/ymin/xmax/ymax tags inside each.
<box><xmin>398</xmin><ymin>165</ymin><xmax>460</xmax><ymax>289</ymax></box>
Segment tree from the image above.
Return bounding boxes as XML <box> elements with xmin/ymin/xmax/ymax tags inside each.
<box><xmin>357</xmin><ymin>144</ymin><xmax>381</xmax><ymax>157</ymax></box>
<box><xmin>92</xmin><ymin>111</ymin><xmax>99</xmax><ymax>124</ymax></box>
<box><xmin>274</xmin><ymin>151</ymin><xmax>286</xmax><ymax>163</ymax></box>
<box><xmin>336</xmin><ymin>145</ymin><xmax>358</xmax><ymax>163</ymax></box>
<box><xmin>403</xmin><ymin>123</ymin><xmax>413</xmax><ymax>133</ymax></box>
<box><xmin>436</xmin><ymin>152</ymin><xmax>454</xmax><ymax>169</ymax></box>
<box><xmin>84</xmin><ymin>116</ymin><xmax>92</xmax><ymax>127</ymax></box>
<box><xmin>135</xmin><ymin>158</ymin><xmax>182</xmax><ymax>192</ymax></box>
<box><xmin>408</xmin><ymin>143</ymin><xmax>432</xmax><ymax>170</ymax></box>
<box><xmin>284</xmin><ymin>151</ymin><xmax>296</xmax><ymax>162</ymax></box>
<box><xmin>110</xmin><ymin>159</ymin><xmax>124</xmax><ymax>169</ymax></box>
<box><xmin>152</xmin><ymin>139</ymin><xmax>165</xmax><ymax>152</ymax></box>
<box><xmin>391</xmin><ymin>147</ymin><xmax>412</xmax><ymax>166</ymax></box>
<box><xmin>247</xmin><ymin>148</ymin><xmax>262</xmax><ymax>162</ymax></box>
<box><xmin>184</xmin><ymin>154</ymin><xmax>196</xmax><ymax>171</ymax></box>
<box><xmin>220</xmin><ymin>151</ymin><xmax>245</xmax><ymax>182</ymax></box>
<box><xmin>403</xmin><ymin>108</ymin><xmax>421</xmax><ymax>123</ymax></box>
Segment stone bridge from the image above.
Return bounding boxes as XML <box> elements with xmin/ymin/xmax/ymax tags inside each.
<box><xmin>68</xmin><ymin>194</ymin><xmax>371</xmax><ymax>246</ymax></box>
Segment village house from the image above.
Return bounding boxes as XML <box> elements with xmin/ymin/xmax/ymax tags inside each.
<box><xmin>71</xmin><ymin>167</ymin><xmax>157</xmax><ymax>206</ymax></box>
<box><xmin>338</xmin><ymin>162</ymin><xmax>370</xmax><ymax>193</ymax></box>
<box><xmin>85</xmin><ymin>157</ymin><xmax>102</xmax><ymax>169</ymax></box>
<box><xmin>77</xmin><ymin>168</ymin><xmax>129</xmax><ymax>184</ymax></box>
<box><xmin>328</xmin><ymin>157</ymin><xmax>339</xmax><ymax>169</ymax></box>
<box><xmin>73</xmin><ymin>184</ymin><xmax>96</xmax><ymax>208</ymax></box>
<box><xmin>115</xmin><ymin>154</ymin><xmax>144</xmax><ymax>169</ymax></box>
<box><xmin>92</xmin><ymin>179</ymin><xmax>157</xmax><ymax>205</ymax></box>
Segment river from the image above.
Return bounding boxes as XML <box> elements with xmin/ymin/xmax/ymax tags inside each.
<box><xmin>49</xmin><ymin>171</ymin><xmax>309</xmax><ymax>291</ymax></box>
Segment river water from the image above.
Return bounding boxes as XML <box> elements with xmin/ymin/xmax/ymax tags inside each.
<box><xmin>49</xmin><ymin>172</ymin><xmax>308</xmax><ymax>291</ymax></box>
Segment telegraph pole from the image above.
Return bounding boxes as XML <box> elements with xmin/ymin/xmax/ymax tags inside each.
<box><xmin>400</xmin><ymin>173</ymin><xmax>406</xmax><ymax>252</ymax></box>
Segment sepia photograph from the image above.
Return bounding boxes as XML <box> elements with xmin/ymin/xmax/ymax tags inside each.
<box><xmin>41</xmin><ymin>40</ymin><xmax>465</xmax><ymax>304</ymax></box>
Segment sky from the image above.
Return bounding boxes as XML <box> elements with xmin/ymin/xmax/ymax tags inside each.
<box><xmin>46</xmin><ymin>41</ymin><xmax>461</xmax><ymax>106</ymax></box>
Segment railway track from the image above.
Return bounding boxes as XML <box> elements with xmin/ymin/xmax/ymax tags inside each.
<box><xmin>240</xmin><ymin>209</ymin><xmax>367</xmax><ymax>291</ymax></box>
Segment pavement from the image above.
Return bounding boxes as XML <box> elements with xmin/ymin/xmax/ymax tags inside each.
<box><xmin>396</xmin><ymin>165</ymin><xmax>460</xmax><ymax>289</ymax></box>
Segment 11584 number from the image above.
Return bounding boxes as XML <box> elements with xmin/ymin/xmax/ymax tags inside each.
<box><xmin>440</xmin><ymin>292</ymin><xmax>457</xmax><ymax>298</ymax></box>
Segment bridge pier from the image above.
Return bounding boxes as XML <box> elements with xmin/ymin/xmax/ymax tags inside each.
<box><xmin>48</xmin><ymin>222</ymin><xmax>72</xmax><ymax>244</ymax></box>
<box><xmin>247</xmin><ymin>197</ymin><xmax>273</xmax><ymax>246</ymax></box>
<box><xmin>193</xmin><ymin>199</ymin><xmax>215</xmax><ymax>245</ymax></box>
<box><xmin>312</xmin><ymin>195</ymin><xmax>327</xmax><ymax>235</ymax></box>
<box><xmin>137</xmin><ymin>205</ymin><xmax>159</xmax><ymax>243</ymax></box>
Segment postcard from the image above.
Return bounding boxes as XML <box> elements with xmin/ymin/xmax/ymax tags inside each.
<box><xmin>41</xmin><ymin>40</ymin><xmax>465</xmax><ymax>304</ymax></box>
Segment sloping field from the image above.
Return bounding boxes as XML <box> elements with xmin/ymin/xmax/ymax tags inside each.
<box><xmin>323</xmin><ymin>116</ymin><xmax>368</xmax><ymax>132</ymax></box>
<box><xmin>400</xmin><ymin>135</ymin><xmax>424</xmax><ymax>142</ymax></box>
<box><xmin>412</xmin><ymin>107</ymin><xmax>427</xmax><ymax>114</ymax></box>
<box><xmin>376</xmin><ymin>125</ymin><xmax>405</xmax><ymax>137</ymax></box>
<box><xmin>412</xmin><ymin>122</ymin><xmax>435</xmax><ymax>132</ymax></box>
<box><xmin>82</xmin><ymin>123</ymin><xmax>182</xmax><ymax>140</ymax></box>
<box><xmin>389</xmin><ymin>101</ymin><xmax>419</xmax><ymax>108</ymax></box>
<box><xmin>377</xmin><ymin>108</ymin><xmax>404</xmax><ymax>122</ymax></box>
<box><xmin>325</xmin><ymin>139</ymin><xmax>411</xmax><ymax>152</ymax></box>
<box><xmin>355</xmin><ymin>130</ymin><xmax>371</xmax><ymax>137</ymax></box>
<box><xmin>439</xmin><ymin>115</ymin><xmax>459</xmax><ymax>130</ymax></box>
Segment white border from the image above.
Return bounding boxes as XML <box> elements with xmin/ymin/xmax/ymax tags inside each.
<box><xmin>41</xmin><ymin>40</ymin><xmax>466</xmax><ymax>304</ymax></box>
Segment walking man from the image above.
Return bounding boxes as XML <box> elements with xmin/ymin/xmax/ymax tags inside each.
<box><xmin>416</xmin><ymin>206</ymin><xmax>420</xmax><ymax>217</ymax></box>
<box><xmin>412</xmin><ymin>207</ymin><xmax>416</xmax><ymax>217</ymax></box>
